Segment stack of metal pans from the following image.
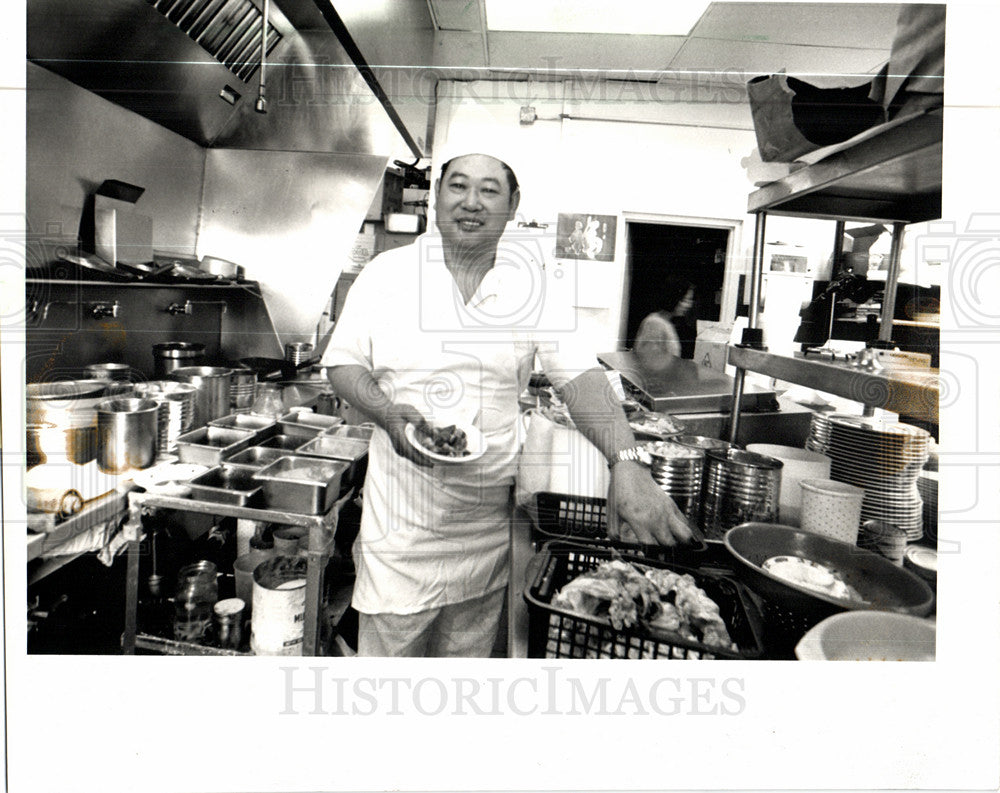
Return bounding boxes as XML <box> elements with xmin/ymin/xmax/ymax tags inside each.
<box><xmin>133</xmin><ymin>380</ymin><xmax>198</xmax><ymax>456</ymax></box>
<box><xmin>229</xmin><ymin>368</ymin><xmax>257</xmax><ymax>414</ymax></box>
<box><xmin>644</xmin><ymin>440</ymin><xmax>704</xmax><ymax>523</ymax></box>
<box><xmin>700</xmin><ymin>448</ymin><xmax>783</xmax><ymax>539</ymax></box>
<box><xmin>825</xmin><ymin>415</ymin><xmax>931</xmax><ymax>541</ymax></box>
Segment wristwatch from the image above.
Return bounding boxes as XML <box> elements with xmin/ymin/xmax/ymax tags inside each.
<box><xmin>609</xmin><ymin>445</ymin><xmax>649</xmax><ymax>468</ymax></box>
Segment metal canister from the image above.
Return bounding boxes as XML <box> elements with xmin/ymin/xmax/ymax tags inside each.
<box><xmin>168</xmin><ymin>366</ymin><xmax>233</xmax><ymax>428</ymax></box>
<box><xmin>645</xmin><ymin>441</ymin><xmax>705</xmax><ymax>523</ymax></box>
<box><xmin>284</xmin><ymin>342</ymin><xmax>314</xmax><ymax>367</ymax></box>
<box><xmin>213</xmin><ymin>598</ymin><xmax>245</xmax><ymax>650</ymax></box>
<box><xmin>173</xmin><ymin>561</ymin><xmax>219</xmax><ymax>643</ymax></box>
<box><xmin>700</xmin><ymin>448</ymin><xmax>783</xmax><ymax>539</ymax></box>
<box><xmin>152</xmin><ymin>342</ymin><xmax>205</xmax><ymax>378</ymax></box>
<box><xmin>229</xmin><ymin>367</ymin><xmax>257</xmax><ymax>414</ymax></box>
<box><xmin>96</xmin><ymin>397</ymin><xmax>159</xmax><ymax>473</ymax></box>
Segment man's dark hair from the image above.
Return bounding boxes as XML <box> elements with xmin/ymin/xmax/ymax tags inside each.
<box><xmin>439</xmin><ymin>155</ymin><xmax>519</xmax><ymax>199</ymax></box>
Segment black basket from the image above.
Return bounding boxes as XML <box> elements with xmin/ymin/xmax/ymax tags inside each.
<box><xmin>524</xmin><ymin>541</ymin><xmax>765</xmax><ymax>660</ymax></box>
<box><xmin>532</xmin><ymin>492</ymin><xmax>708</xmax><ymax>565</ymax></box>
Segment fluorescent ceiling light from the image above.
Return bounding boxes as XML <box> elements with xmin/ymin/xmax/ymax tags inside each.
<box><xmin>483</xmin><ymin>0</ymin><xmax>710</xmax><ymax>36</ymax></box>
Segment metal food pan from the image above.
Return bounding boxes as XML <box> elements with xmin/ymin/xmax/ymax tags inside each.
<box><xmin>296</xmin><ymin>433</ymin><xmax>369</xmax><ymax>462</ymax></box>
<box><xmin>277</xmin><ymin>411</ymin><xmax>344</xmax><ymax>438</ymax></box>
<box><xmin>187</xmin><ymin>466</ymin><xmax>263</xmax><ymax>506</ymax></box>
<box><xmin>208</xmin><ymin>413</ymin><xmax>279</xmax><ymax>436</ymax></box>
<box><xmin>222</xmin><ymin>445</ymin><xmax>288</xmax><ymax>472</ymax></box>
<box><xmin>253</xmin><ymin>456</ymin><xmax>350</xmax><ymax>514</ymax></box>
<box><xmin>322</xmin><ymin>424</ymin><xmax>374</xmax><ymax>443</ymax></box>
<box><xmin>174</xmin><ymin>426</ymin><xmax>256</xmax><ymax>466</ymax></box>
<box><xmin>256</xmin><ymin>434</ymin><xmax>310</xmax><ymax>452</ymax></box>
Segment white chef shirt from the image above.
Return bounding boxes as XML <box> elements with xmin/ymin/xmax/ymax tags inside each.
<box><xmin>322</xmin><ymin>233</ymin><xmax>595</xmax><ymax>614</ymax></box>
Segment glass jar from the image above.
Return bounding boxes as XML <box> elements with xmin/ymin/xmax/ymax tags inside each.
<box><xmin>173</xmin><ymin>561</ymin><xmax>219</xmax><ymax>643</ymax></box>
<box><xmin>250</xmin><ymin>383</ymin><xmax>285</xmax><ymax>419</ymax></box>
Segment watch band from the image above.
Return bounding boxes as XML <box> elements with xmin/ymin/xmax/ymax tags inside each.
<box><xmin>610</xmin><ymin>445</ymin><xmax>648</xmax><ymax>467</ymax></box>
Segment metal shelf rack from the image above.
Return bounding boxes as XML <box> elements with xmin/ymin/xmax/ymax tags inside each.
<box><xmin>728</xmin><ymin>108</ymin><xmax>943</xmax><ymax>441</ymax></box>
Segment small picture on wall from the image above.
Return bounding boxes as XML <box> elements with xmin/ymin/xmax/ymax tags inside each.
<box><xmin>555</xmin><ymin>213</ymin><xmax>616</xmax><ymax>261</ymax></box>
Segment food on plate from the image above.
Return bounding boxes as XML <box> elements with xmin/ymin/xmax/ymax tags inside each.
<box><xmin>415</xmin><ymin>424</ymin><xmax>469</xmax><ymax>457</ymax></box>
<box><xmin>551</xmin><ymin>558</ymin><xmax>735</xmax><ymax>650</ymax></box>
<box><xmin>762</xmin><ymin>555</ymin><xmax>868</xmax><ymax>604</ymax></box>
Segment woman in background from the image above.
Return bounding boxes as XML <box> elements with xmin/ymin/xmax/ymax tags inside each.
<box><xmin>633</xmin><ymin>277</ymin><xmax>697</xmax><ymax>371</ymax></box>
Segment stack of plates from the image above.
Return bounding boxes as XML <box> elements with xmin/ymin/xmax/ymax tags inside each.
<box><xmin>700</xmin><ymin>449</ymin><xmax>783</xmax><ymax>539</ymax></box>
<box><xmin>134</xmin><ymin>381</ymin><xmax>197</xmax><ymax>456</ymax></box>
<box><xmin>645</xmin><ymin>441</ymin><xmax>704</xmax><ymax>523</ymax></box>
<box><xmin>230</xmin><ymin>368</ymin><xmax>257</xmax><ymax>414</ymax></box>
<box><xmin>825</xmin><ymin>416</ymin><xmax>931</xmax><ymax>541</ymax></box>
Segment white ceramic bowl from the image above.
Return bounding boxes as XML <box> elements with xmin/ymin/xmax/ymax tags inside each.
<box><xmin>795</xmin><ymin>611</ymin><xmax>936</xmax><ymax>661</ymax></box>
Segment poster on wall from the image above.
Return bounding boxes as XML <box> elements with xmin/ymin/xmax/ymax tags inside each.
<box><xmin>555</xmin><ymin>213</ymin><xmax>616</xmax><ymax>261</ymax></box>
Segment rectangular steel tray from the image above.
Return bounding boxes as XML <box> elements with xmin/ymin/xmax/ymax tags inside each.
<box><xmin>322</xmin><ymin>424</ymin><xmax>374</xmax><ymax>442</ymax></box>
<box><xmin>296</xmin><ymin>433</ymin><xmax>369</xmax><ymax>462</ymax></box>
<box><xmin>277</xmin><ymin>411</ymin><xmax>344</xmax><ymax>438</ymax></box>
<box><xmin>222</xmin><ymin>445</ymin><xmax>288</xmax><ymax>472</ymax></box>
<box><xmin>256</xmin><ymin>434</ymin><xmax>310</xmax><ymax>452</ymax></box>
<box><xmin>253</xmin><ymin>456</ymin><xmax>350</xmax><ymax>514</ymax></box>
<box><xmin>208</xmin><ymin>413</ymin><xmax>279</xmax><ymax>436</ymax></box>
<box><xmin>175</xmin><ymin>426</ymin><xmax>257</xmax><ymax>466</ymax></box>
<box><xmin>187</xmin><ymin>466</ymin><xmax>263</xmax><ymax>506</ymax></box>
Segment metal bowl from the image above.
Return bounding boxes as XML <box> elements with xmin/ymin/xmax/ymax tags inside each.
<box><xmin>723</xmin><ymin>522</ymin><xmax>935</xmax><ymax>618</ymax></box>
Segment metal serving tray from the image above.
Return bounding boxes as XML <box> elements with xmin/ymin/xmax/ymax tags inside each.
<box><xmin>296</xmin><ymin>433</ymin><xmax>369</xmax><ymax>462</ymax></box>
<box><xmin>277</xmin><ymin>411</ymin><xmax>344</xmax><ymax>438</ymax></box>
<box><xmin>252</xmin><ymin>456</ymin><xmax>350</xmax><ymax>514</ymax></box>
<box><xmin>174</xmin><ymin>426</ymin><xmax>256</xmax><ymax>466</ymax></box>
<box><xmin>187</xmin><ymin>466</ymin><xmax>263</xmax><ymax>506</ymax></box>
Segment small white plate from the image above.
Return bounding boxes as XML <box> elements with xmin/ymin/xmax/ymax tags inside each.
<box><xmin>404</xmin><ymin>423</ymin><xmax>486</xmax><ymax>464</ymax></box>
<box><xmin>133</xmin><ymin>462</ymin><xmax>209</xmax><ymax>496</ymax></box>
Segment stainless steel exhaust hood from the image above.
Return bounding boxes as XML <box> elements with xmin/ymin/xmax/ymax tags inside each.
<box><xmin>26</xmin><ymin>0</ymin><xmax>418</xmax><ymax>156</ymax></box>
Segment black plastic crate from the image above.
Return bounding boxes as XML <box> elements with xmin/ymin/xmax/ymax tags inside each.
<box><xmin>532</xmin><ymin>491</ymin><xmax>708</xmax><ymax>564</ymax></box>
<box><xmin>524</xmin><ymin>541</ymin><xmax>765</xmax><ymax>660</ymax></box>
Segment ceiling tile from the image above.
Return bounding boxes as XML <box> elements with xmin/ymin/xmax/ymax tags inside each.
<box><xmin>429</xmin><ymin>0</ymin><xmax>483</xmax><ymax>31</ymax></box>
<box><xmin>690</xmin><ymin>2</ymin><xmax>902</xmax><ymax>49</ymax></box>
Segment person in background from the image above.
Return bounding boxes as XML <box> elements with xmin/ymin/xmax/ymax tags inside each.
<box><xmin>633</xmin><ymin>277</ymin><xmax>697</xmax><ymax>370</ymax></box>
<box><xmin>323</xmin><ymin>151</ymin><xmax>694</xmax><ymax>658</ymax></box>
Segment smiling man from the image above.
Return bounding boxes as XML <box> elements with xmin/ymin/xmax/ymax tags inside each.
<box><xmin>323</xmin><ymin>152</ymin><xmax>693</xmax><ymax>657</ymax></box>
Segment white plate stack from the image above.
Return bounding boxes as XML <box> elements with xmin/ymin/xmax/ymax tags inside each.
<box><xmin>134</xmin><ymin>381</ymin><xmax>197</xmax><ymax>456</ymax></box>
<box><xmin>825</xmin><ymin>416</ymin><xmax>931</xmax><ymax>541</ymax></box>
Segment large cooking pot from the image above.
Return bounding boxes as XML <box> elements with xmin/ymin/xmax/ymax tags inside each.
<box><xmin>27</xmin><ymin>421</ymin><xmax>97</xmax><ymax>467</ymax></box>
<box><xmin>168</xmin><ymin>366</ymin><xmax>233</xmax><ymax>427</ymax></box>
<box><xmin>152</xmin><ymin>342</ymin><xmax>206</xmax><ymax>378</ymax></box>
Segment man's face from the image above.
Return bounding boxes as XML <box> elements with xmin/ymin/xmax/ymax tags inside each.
<box><xmin>434</xmin><ymin>155</ymin><xmax>520</xmax><ymax>248</ymax></box>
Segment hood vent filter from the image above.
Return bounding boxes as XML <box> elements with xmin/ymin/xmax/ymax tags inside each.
<box><xmin>147</xmin><ymin>0</ymin><xmax>282</xmax><ymax>83</ymax></box>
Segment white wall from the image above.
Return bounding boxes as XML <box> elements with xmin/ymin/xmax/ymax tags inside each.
<box><xmin>432</xmin><ymin>79</ymin><xmax>765</xmax><ymax>349</ymax></box>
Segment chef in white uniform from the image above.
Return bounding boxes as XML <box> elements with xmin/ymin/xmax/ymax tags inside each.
<box><xmin>324</xmin><ymin>151</ymin><xmax>692</xmax><ymax>657</ymax></box>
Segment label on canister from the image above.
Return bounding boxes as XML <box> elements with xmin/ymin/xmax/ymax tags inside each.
<box><xmin>250</xmin><ymin>556</ymin><xmax>307</xmax><ymax>656</ymax></box>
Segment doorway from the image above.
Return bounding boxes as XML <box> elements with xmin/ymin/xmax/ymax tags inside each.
<box><xmin>622</xmin><ymin>221</ymin><xmax>733</xmax><ymax>354</ymax></box>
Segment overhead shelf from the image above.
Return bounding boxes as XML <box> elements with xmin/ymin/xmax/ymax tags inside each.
<box><xmin>727</xmin><ymin>345</ymin><xmax>939</xmax><ymax>424</ymax></box>
<box><xmin>747</xmin><ymin>108</ymin><xmax>943</xmax><ymax>223</ymax></box>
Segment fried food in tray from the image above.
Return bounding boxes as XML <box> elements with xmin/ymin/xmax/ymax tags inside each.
<box><xmin>551</xmin><ymin>558</ymin><xmax>736</xmax><ymax>651</ymax></box>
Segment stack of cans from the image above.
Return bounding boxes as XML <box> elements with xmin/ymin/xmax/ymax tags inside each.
<box><xmin>133</xmin><ymin>380</ymin><xmax>197</xmax><ymax>456</ymax></box>
<box><xmin>229</xmin><ymin>368</ymin><xmax>258</xmax><ymax>414</ymax></box>
<box><xmin>644</xmin><ymin>441</ymin><xmax>704</xmax><ymax>523</ymax></box>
